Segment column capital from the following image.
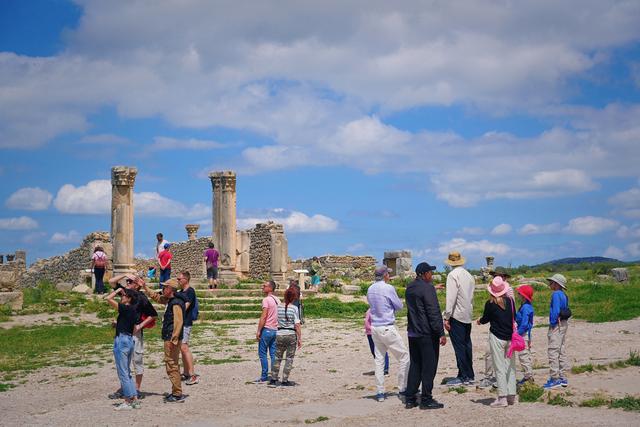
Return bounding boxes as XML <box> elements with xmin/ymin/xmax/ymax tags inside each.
<box><xmin>111</xmin><ymin>166</ymin><xmax>138</xmax><ymax>187</ymax></box>
<box><xmin>209</xmin><ymin>170</ymin><xmax>236</xmax><ymax>192</ymax></box>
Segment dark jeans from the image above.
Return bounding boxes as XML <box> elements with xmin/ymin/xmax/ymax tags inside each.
<box><xmin>367</xmin><ymin>334</ymin><xmax>389</xmax><ymax>372</ymax></box>
<box><xmin>449</xmin><ymin>317</ymin><xmax>474</xmax><ymax>380</ymax></box>
<box><xmin>94</xmin><ymin>267</ymin><xmax>106</xmax><ymax>294</ymax></box>
<box><xmin>160</xmin><ymin>268</ymin><xmax>171</xmax><ymax>286</ymax></box>
<box><xmin>406</xmin><ymin>335</ymin><xmax>440</xmax><ymax>401</ymax></box>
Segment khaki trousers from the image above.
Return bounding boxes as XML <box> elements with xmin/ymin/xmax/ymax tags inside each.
<box><xmin>518</xmin><ymin>344</ymin><xmax>533</xmax><ymax>378</ymax></box>
<box><xmin>371</xmin><ymin>325</ymin><xmax>409</xmax><ymax>394</ymax></box>
<box><xmin>164</xmin><ymin>341</ymin><xmax>182</xmax><ymax>395</ymax></box>
<box><xmin>547</xmin><ymin>320</ymin><xmax>569</xmax><ymax>379</ymax></box>
<box><xmin>489</xmin><ymin>333</ymin><xmax>516</xmax><ymax>396</ymax></box>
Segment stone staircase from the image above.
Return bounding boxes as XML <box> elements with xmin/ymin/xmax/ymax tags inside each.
<box><xmin>151</xmin><ymin>281</ymin><xmax>317</xmax><ymax>321</ymax></box>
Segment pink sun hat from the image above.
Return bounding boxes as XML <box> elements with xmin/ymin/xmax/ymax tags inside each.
<box><xmin>487</xmin><ymin>276</ymin><xmax>511</xmax><ymax>298</ymax></box>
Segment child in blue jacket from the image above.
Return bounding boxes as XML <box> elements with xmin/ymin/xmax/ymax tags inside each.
<box><xmin>515</xmin><ymin>285</ymin><xmax>534</xmax><ymax>385</ymax></box>
<box><xmin>544</xmin><ymin>274</ymin><xmax>570</xmax><ymax>389</ymax></box>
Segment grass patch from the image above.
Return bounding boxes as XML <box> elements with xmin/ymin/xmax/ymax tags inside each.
<box><xmin>571</xmin><ymin>350</ymin><xmax>640</xmax><ymax>374</ymax></box>
<box><xmin>0</xmin><ymin>382</ymin><xmax>16</xmax><ymax>392</ymax></box>
<box><xmin>303</xmin><ymin>297</ymin><xmax>369</xmax><ymax>319</ymax></box>
<box><xmin>547</xmin><ymin>392</ymin><xmax>573</xmax><ymax>406</ymax></box>
<box><xmin>448</xmin><ymin>386</ymin><xmax>467</xmax><ymax>394</ymax></box>
<box><xmin>518</xmin><ymin>382</ymin><xmax>545</xmax><ymax>402</ymax></box>
<box><xmin>580</xmin><ymin>393</ymin><xmax>609</xmax><ymax>408</ymax></box>
<box><xmin>571</xmin><ymin>363</ymin><xmax>595</xmax><ymax>374</ymax></box>
<box><xmin>609</xmin><ymin>395</ymin><xmax>640</xmax><ymax>411</ymax></box>
<box><xmin>305</xmin><ymin>416</ymin><xmax>329</xmax><ymax>424</ymax></box>
<box><xmin>200</xmin><ymin>355</ymin><xmax>243</xmax><ymax>365</ymax></box>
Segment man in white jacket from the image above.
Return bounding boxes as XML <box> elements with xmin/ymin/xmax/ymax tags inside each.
<box><xmin>443</xmin><ymin>251</ymin><xmax>476</xmax><ymax>386</ymax></box>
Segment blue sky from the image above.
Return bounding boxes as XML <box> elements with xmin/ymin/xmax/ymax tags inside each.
<box><xmin>1</xmin><ymin>0</ymin><xmax>640</xmax><ymax>269</ymax></box>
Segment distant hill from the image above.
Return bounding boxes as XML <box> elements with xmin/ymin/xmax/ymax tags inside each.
<box><xmin>535</xmin><ymin>257</ymin><xmax>621</xmax><ymax>267</ymax></box>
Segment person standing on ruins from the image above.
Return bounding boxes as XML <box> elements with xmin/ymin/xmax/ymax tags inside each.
<box><xmin>443</xmin><ymin>251</ymin><xmax>476</xmax><ymax>386</ymax></box>
<box><xmin>404</xmin><ymin>262</ymin><xmax>447</xmax><ymax>410</ymax></box>
<box><xmin>177</xmin><ymin>271</ymin><xmax>200</xmax><ymax>386</ymax></box>
<box><xmin>142</xmin><ymin>278</ymin><xmax>188</xmax><ymax>403</ymax></box>
<box><xmin>158</xmin><ymin>243</ymin><xmax>172</xmax><ymax>288</ymax></box>
<box><xmin>203</xmin><ymin>241</ymin><xmax>220</xmax><ymax>289</ymax></box>
<box><xmin>367</xmin><ymin>265</ymin><xmax>410</xmax><ymax>402</ymax></box>
<box><xmin>256</xmin><ymin>280</ymin><xmax>281</xmax><ymax>382</ymax></box>
<box><xmin>155</xmin><ymin>233</ymin><xmax>168</xmax><ymax>259</ymax></box>
<box><xmin>90</xmin><ymin>245</ymin><xmax>109</xmax><ymax>294</ymax></box>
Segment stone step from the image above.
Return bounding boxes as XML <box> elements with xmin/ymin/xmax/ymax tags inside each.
<box><xmin>192</xmin><ymin>283</ymin><xmax>263</xmax><ymax>290</ymax></box>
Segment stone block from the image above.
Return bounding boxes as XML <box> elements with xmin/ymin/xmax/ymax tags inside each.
<box><xmin>72</xmin><ymin>284</ymin><xmax>92</xmax><ymax>294</ymax></box>
<box><xmin>342</xmin><ymin>285</ymin><xmax>361</xmax><ymax>295</ymax></box>
<box><xmin>56</xmin><ymin>282</ymin><xmax>74</xmax><ymax>292</ymax></box>
<box><xmin>0</xmin><ymin>291</ymin><xmax>23</xmax><ymax>310</ymax></box>
<box><xmin>611</xmin><ymin>268</ymin><xmax>629</xmax><ymax>282</ymax></box>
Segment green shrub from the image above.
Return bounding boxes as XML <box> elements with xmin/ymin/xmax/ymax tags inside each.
<box><xmin>571</xmin><ymin>363</ymin><xmax>595</xmax><ymax>374</ymax></box>
<box><xmin>579</xmin><ymin>394</ymin><xmax>609</xmax><ymax>408</ymax></box>
<box><xmin>627</xmin><ymin>350</ymin><xmax>640</xmax><ymax>366</ymax></box>
<box><xmin>609</xmin><ymin>395</ymin><xmax>640</xmax><ymax>411</ymax></box>
<box><xmin>547</xmin><ymin>392</ymin><xmax>573</xmax><ymax>406</ymax></box>
<box><xmin>518</xmin><ymin>382</ymin><xmax>544</xmax><ymax>402</ymax></box>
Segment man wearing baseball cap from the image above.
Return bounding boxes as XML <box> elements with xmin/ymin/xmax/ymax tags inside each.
<box><xmin>443</xmin><ymin>251</ymin><xmax>476</xmax><ymax>386</ymax></box>
<box><xmin>404</xmin><ymin>262</ymin><xmax>446</xmax><ymax>410</ymax></box>
<box><xmin>367</xmin><ymin>265</ymin><xmax>410</xmax><ymax>402</ymax></box>
<box><xmin>142</xmin><ymin>278</ymin><xmax>188</xmax><ymax>402</ymax></box>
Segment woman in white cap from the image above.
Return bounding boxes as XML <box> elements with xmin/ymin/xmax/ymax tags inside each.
<box><xmin>477</xmin><ymin>276</ymin><xmax>517</xmax><ymax>407</ymax></box>
<box><xmin>543</xmin><ymin>273</ymin><xmax>570</xmax><ymax>389</ymax></box>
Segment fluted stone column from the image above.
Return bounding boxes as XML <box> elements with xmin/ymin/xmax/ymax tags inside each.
<box><xmin>209</xmin><ymin>171</ymin><xmax>239</xmax><ymax>285</ymax></box>
<box><xmin>185</xmin><ymin>224</ymin><xmax>200</xmax><ymax>241</ymax></box>
<box><xmin>111</xmin><ymin>166</ymin><xmax>137</xmax><ymax>276</ymax></box>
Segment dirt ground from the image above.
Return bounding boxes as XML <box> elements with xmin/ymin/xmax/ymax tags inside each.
<box><xmin>1</xmin><ymin>315</ymin><xmax>640</xmax><ymax>426</ymax></box>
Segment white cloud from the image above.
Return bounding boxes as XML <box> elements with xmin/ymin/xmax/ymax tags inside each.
<box><xmin>78</xmin><ymin>133</ymin><xmax>131</xmax><ymax>145</ymax></box>
<box><xmin>564</xmin><ymin>216</ymin><xmax>618</xmax><ymax>235</ymax></box>
<box><xmin>603</xmin><ymin>245</ymin><xmax>626</xmax><ymax>259</ymax></box>
<box><xmin>53</xmin><ymin>180</ymin><xmax>111</xmax><ymax>214</ymax></box>
<box><xmin>616</xmin><ymin>225</ymin><xmax>640</xmax><ymax>239</ymax></box>
<box><xmin>0</xmin><ymin>216</ymin><xmax>38</xmax><ymax>230</ymax></box>
<box><xmin>518</xmin><ymin>223</ymin><xmax>562</xmax><ymax>235</ymax></box>
<box><xmin>491</xmin><ymin>223</ymin><xmax>512</xmax><ymax>235</ymax></box>
<box><xmin>150</xmin><ymin>136</ymin><xmax>224</xmax><ymax>151</ymax></box>
<box><xmin>609</xmin><ymin>187</ymin><xmax>640</xmax><ymax>218</ymax></box>
<box><xmin>437</xmin><ymin>237</ymin><xmax>510</xmax><ymax>256</ymax></box>
<box><xmin>5</xmin><ymin>187</ymin><xmax>53</xmax><ymax>211</ymax></box>
<box><xmin>458</xmin><ymin>227</ymin><xmax>485</xmax><ymax>236</ymax></box>
<box><xmin>237</xmin><ymin>209</ymin><xmax>339</xmax><ymax>233</ymax></box>
<box><xmin>626</xmin><ymin>242</ymin><xmax>640</xmax><ymax>258</ymax></box>
<box><xmin>52</xmin><ymin>179</ymin><xmax>210</xmax><ymax>219</ymax></box>
<box><xmin>49</xmin><ymin>230</ymin><xmax>81</xmax><ymax>244</ymax></box>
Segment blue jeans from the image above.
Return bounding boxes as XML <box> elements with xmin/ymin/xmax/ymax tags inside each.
<box><xmin>113</xmin><ymin>334</ymin><xmax>136</xmax><ymax>398</ymax></box>
<box><xmin>258</xmin><ymin>328</ymin><xmax>277</xmax><ymax>380</ymax></box>
<box><xmin>367</xmin><ymin>334</ymin><xmax>389</xmax><ymax>372</ymax></box>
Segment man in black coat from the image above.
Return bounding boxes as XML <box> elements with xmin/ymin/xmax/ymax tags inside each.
<box><xmin>404</xmin><ymin>262</ymin><xmax>447</xmax><ymax>410</ymax></box>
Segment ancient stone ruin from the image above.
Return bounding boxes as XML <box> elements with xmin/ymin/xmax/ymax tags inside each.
<box><xmin>383</xmin><ymin>250</ymin><xmax>412</xmax><ymax>278</ymax></box>
<box><xmin>0</xmin><ymin>250</ymin><xmax>26</xmax><ymax>309</ymax></box>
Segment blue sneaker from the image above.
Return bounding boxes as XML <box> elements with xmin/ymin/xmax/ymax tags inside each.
<box><xmin>517</xmin><ymin>377</ymin><xmax>533</xmax><ymax>387</ymax></box>
<box><xmin>446</xmin><ymin>377</ymin><xmax>464</xmax><ymax>387</ymax></box>
<box><xmin>559</xmin><ymin>377</ymin><xmax>568</xmax><ymax>387</ymax></box>
<box><xmin>376</xmin><ymin>393</ymin><xmax>385</xmax><ymax>402</ymax></box>
<box><xmin>543</xmin><ymin>378</ymin><xmax>562</xmax><ymax>389</ymax></box>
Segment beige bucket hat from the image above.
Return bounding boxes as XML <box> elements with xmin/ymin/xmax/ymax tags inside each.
<box><xmin>445</xmin><ymin>251</ymin><xmax>466</xmax><ymax>266</ymax></box>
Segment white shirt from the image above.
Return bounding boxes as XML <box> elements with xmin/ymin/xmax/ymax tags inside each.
<box><xmin>444</xmin><ymin>266</ymin><xmax>475</xmax><ymax>324</ymax></box>
<box><xmin>156</xmin><ymin>239</ymin><xmax>168</xmax><ymax>258</ymax></box>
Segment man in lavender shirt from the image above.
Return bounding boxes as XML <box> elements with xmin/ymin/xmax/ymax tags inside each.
<box><xmin>367</xmin><ymin>265</ymin><xmax>410</xmax><ymax>402</ymax></box>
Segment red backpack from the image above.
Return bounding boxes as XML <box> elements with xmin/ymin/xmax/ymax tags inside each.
<box><xmin>94</xmin><ymin>253</ymin><xmax>107</xmax><ymax>268</ymax></box>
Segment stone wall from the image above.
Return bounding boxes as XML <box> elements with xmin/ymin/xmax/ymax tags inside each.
<box><xmin>19</xmin><ymin>232</ymin><xmax>111</xmax><ymax>288</ymax></box>
<box><xmin>249</xmin><ymin>224</ymin><xmax>271</xmax><ymax>279</ymax></box>
<box><xmin>290</xmin><ymin>255</ymin><xmax>377</xmax><ymax>281</ymax></box>
<box><xmin>166</xmin><ymin>237</ymin><xmax>211</xmax><ymax>280</ymax></box>
<box><xmin>0</xmin><ymin>251</ymin><xmax>27</xmax><ymax>292</ymax></box>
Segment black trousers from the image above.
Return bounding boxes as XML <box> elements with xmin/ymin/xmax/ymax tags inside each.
<box><xmin>94</xmin><ymin>267</ymin><xmax>106</xmax><ymax>294</ymax></box>
<box><xmin>449</xmin><ymin>317</ymin><xmax>474</xmax><ymax>380</ymax></box>
<box><xmin>405</xmin><ymin>335</ymin><xmax>440</xmax><ymax>401</ymax></box>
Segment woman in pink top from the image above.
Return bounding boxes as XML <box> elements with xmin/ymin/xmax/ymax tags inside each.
<box><xmin>91</xmin><ymin>246</ymin><xmax>108</xmax><ymax>294</ymax></box>
<box><xmin>365</xmin><ymin>309</ymin><xmax>389</xmax><ymax>375</ymax></box>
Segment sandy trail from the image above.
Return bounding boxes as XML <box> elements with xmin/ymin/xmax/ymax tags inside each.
<box><xmin>1</xmin><ymin>317</ymin><xmax>639</xmax><ymax>426</ymax></box>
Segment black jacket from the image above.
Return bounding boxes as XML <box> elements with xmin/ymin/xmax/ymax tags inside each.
<box><xmin>161</xmin><ymin>292</ymin><xmax>187</xmax><ymax>341</ymax></box>
<box><xmin>405</xmin><ymin>278</ymin><xmax>445</xmax><ymax>337</ymax></box>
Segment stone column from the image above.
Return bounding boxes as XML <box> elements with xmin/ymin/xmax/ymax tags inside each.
<box><xmin>269</xmin><ymin>223</ymin><xmax>288</xmax><ymax>286</ymax></box>
<box><xmin>111</xmin><ymin>166</ymin><xmax>137</xmax><ymax>276</ymax></box>
<box><xmin>185</xmin><ymin>224</ymin><xmax>200</xmax><ymax>241</ymax></box>
<box><xmin>209</xmin><ymin>171</ymin><xmax>239</xmax><ymax>285</ymax></box>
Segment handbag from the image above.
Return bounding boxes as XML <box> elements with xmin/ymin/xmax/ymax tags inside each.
<box><xmin>559</xmin><ymin>294</ymin><xmax>572</xmax><ymax>320</ymax></box>
<box><xmin>140</xmin><ymin>314</ymin><xmax>156</xmax><ymax>329</ymax></box>
<box><xmin>507</xmin><ymin>298</ymin><xmax>526</xmax><ymax>358</ymax></box>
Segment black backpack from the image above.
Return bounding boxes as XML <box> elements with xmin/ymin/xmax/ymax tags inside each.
<box><xmin>558</xmin><ymin>294</ymin><xmax>572</xmax><ymax>320</ymax></box>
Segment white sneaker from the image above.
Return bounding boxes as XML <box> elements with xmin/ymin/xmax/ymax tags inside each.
<box><xmin>490</xmin><ymin>397</ymin><xmax>508</xmax><ymax>408</ymax></box>
<box><xmin>114</xmin><ymin>402</ymin><xmax>133</xmax><ymax>411</ymax></box>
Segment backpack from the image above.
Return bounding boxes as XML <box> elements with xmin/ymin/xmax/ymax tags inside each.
<box><xmin>94</xmin><ymin>254</ymin><xmax>106</xmax><ymax>268</ymax></box>
<box><xmin>559</xmin><ymin>294</ymin><xmax>572</xmax><ymax>320</ymax></box>
<box><xmin>191</xmin><ymin>297</ymin><xmax>199</xmax><ymax>322</ymax></box>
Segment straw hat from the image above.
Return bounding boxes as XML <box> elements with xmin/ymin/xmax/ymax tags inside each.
<box><xmin>163</xmin><ymin>278</ymin><xmax>181</xmax><ymax>290</ymax></box>
<box><xmin>547</xmin><ymin>273</ymin><xmax>567</xmax><ymax>289</ymax></box>
<box><xmin>445</xmin><ymin>251</ymin><xmax>466</xmax><ymax>266</ymax></box>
